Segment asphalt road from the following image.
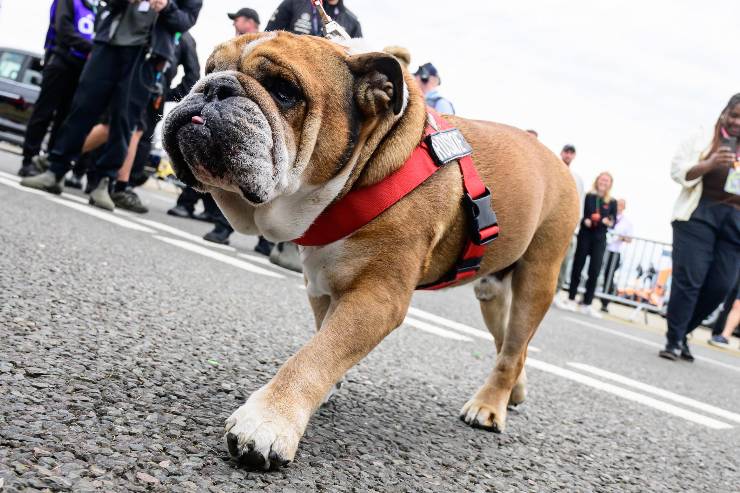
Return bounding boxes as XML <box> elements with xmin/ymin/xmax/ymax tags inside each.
<box><xmin>1</xmin><ymin>149</ymin><xmax>739</xmax><ymax>492</ymax></box>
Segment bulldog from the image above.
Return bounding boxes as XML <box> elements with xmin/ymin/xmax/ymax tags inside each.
<box><xmin>163</xmin><ymin>31</ymin><xmax>579</xmax><ymax>470</ymax></box>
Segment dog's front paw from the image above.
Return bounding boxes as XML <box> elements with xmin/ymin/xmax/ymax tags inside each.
<box><xmin>224</xmin><ymin>388</ymin><xmax>305</xmax><ymax>470</ymax></box>
<box><xmin>460</xmin><ymin>395</ymin><xmax>507</xmax><ymax>433</ymax></box>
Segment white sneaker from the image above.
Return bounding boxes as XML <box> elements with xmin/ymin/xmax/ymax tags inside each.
<box><xmin>581</xmin><ymin>304</ymin><xmax>603</xmax><ymax>319</ymax></box>
<box><xmin>554</xmin><ymin>298</ymin><xmax>576</xmax><ymax>311</ymax></box>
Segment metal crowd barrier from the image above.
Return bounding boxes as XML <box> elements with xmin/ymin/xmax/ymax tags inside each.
<box><xmin>562</xmin><ymin>233</ymin><xmax>673</xmax><ymax>322</ymax></box>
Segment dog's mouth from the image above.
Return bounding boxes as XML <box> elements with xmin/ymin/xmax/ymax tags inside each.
<box><xmin>163</xmin><ymin>80</ymin><xmax>279</xmax><ymax>205</ymax></box>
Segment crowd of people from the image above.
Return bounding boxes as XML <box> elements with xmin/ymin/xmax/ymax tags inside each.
<box><xmin>12</xmin><ymin>1</ymin><xmax>740</xmax><ymax>351</ymax></box>
<box><xmin>550</xmin><ymin>96</ymin><xmax>740</xmax><ymax>356</ymax></box>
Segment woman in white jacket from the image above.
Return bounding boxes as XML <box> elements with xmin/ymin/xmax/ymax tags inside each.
<box><xmin>659</xmin><ymin>94</ymin><xmax>740</xmax><ymax>361</ymax></box>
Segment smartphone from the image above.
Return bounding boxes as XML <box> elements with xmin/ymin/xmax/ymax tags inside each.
<box><xmin>720</xmin><ymin>135</ymin><xmax>738</xmax><ymax>154</ymax></box>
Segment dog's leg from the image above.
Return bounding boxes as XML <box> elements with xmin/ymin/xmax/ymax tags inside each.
<box><xmin>308</xmin><ymin>294</ymin><xmax>344</xmax><ymax>404</ymax></box>
<box><xmin>225</xmin><ymin>286</ymin><xmax>410</xmax><ymax>470</ymax></box>
<box><xmin>472</xmin><ymin>273</ymin><xmax>526</xmax><ymax>405</ymax></box>
<box><xmin>461</xmin><ymin>249</ymin><xmax>559</xmax><ymax>432</ymax></box>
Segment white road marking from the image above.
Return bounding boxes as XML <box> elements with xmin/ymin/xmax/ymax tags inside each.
<box><xmin>408</xmin><ymin>306</ymin><xmax>541</xmax><ymax>352</ymax></box>
<box><xmin>154</xmin><ymin>235</ymin><xmax>284</xmax><ymax>279</ymax></box>
<box><xmin>0</xmin><ymin>170</ymin><xmax>20</xmax><ymax>181</ymax></box>
<box><xmin>526</xmin><ymin>357</ymin><xmax>732</xmax><ymax>429</ymax></box>
<box><xmin>404</xmin><ymin>316</ymin><xmax>473</xmax><ymax>342</ymax></box>
<box><xmin>238</xmin><ymin>252</ymin><xmax>304</xmax><ymax>277</ymax></box>
<box><xmin>47</xmin><ymin>197</ymin><xmax>157</xmax><ymax>233</ymax></box>
<box><xmin>0</xmin><ymin>176</ymin><xmax>50</xmax><ymax>197</ymax></box>
<box><xmin>129</xmin><ymin>216</ymin><xmax>237</xmax><ymax>252</ymax></box>
<box><xmin>565</xmin><ymin>317</ymin><xmax>740</xmax><ymax>373</ymax></box>
<box><xmin>567</xmin><ymin>362</ymin><xmax>740</xmax><ymax>424</ymax></box>
<box><xmin>61</xmin><ymin>192</ymin><xmax>89</xmax><ymax>204</ymax></box>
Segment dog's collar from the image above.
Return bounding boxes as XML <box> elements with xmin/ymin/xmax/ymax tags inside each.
<box><xmin>294</xmin><ymin>109</ymin><xmax>499</xmax><ymax>290</ymax></box>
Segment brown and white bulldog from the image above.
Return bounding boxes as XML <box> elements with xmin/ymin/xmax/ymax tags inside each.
<box><xmin>163</xmin><ymin>32</ymin><xmax>579</xmax><ymax>470</ymax></box>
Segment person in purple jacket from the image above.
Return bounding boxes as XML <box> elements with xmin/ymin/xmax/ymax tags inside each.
<box><xmin>19</xmin><ymin>0</ymin><xmax>95</xmax><ymax>177</ymax></box>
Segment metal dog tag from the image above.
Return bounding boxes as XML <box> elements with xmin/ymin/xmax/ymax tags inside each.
<box><xmin>426</xmin><ymin>129</ymin><xmax>473</xmax><ymax>166</ymax></box>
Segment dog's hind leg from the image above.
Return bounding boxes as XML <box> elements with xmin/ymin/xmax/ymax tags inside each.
<box><xmin>473</xmin><ymin>272</ymin><xmax>527</xmax><ymax>406</ymax></box>
<box><xmin>461</xmin><ymin>233</ymin><xmax>561</xmax><ymax>432</ymax></box>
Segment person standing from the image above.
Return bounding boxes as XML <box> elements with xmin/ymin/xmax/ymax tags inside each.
<box><xmin>21</xmin><ymin>0</ymin><xmax>202</xmax><ymax>211</ymax></box>
<box><xmin>266</xmin><ymin>0</ymin><xmax>362</xmax><ymax>38</ymax></box>
<box><xmin>19</xmin><ymin>0</ymin><xmax>95</xmax><ymax>177</ymax></box>
<box><xmin>561</xmin><ymin>172</ymin><xmax>617</xmax><ymax>318</ymax></box>
<box><xmin>553</xmin><ymin>144</ymin><xmax>585</xmax><ymax>307</ymax></box>
<box><xmin>660</xmin><ymin>94</ymin><xmax>740</xmax><ymax>361</ymax></box>
<box><xmin>600</xmin><ymin>198</ymin><xmax>633</xmax><ymax>313</ymax></box>
<box><xmin>414</xmin><ymin>62</ymin><xmax>454</xmax><ymax>114</ymax></box>
<box><xmin>228</xmin><ymin>7</ymin><xmax>260</xmax><ymax>36</ymax></box>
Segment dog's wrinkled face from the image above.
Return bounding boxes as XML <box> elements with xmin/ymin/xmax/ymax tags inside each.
<box><xmin>163</xmin><ymin>32</ymin><xmax>404</xmax><ymax>215</ymax></box>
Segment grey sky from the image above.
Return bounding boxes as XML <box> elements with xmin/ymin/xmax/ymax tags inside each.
<box><xmin>1</xmin><ymin>0</ymin><xmax>737</xmax><ymax>241</ymax></box>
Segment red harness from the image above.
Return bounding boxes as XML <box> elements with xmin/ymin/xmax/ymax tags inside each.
<box><xmin>294</xmin><ymin>109</ymin><xmax>499</xmax><ymax>290</ymax></box>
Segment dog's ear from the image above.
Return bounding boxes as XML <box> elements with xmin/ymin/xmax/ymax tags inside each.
<box><xmin>347</xmin><ymin>52</ymin><xmax>404</xmax><ymax>117</ymax></box>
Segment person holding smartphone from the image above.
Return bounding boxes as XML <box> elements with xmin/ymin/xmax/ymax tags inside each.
<box><xmin>660</xmin><ymin>93</ymin><xmax>740</xmax><ymax>361</ymax></box>
<box><xmin>561</xmin><ymin>172</ymin><xmax>617</xmax><ymax>318</ymax></box>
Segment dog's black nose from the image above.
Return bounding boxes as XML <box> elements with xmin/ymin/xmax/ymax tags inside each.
<box><xmin>203</xmin><ymin>75</ymin><xmax>245</xmax><ymax>102</ymax></box>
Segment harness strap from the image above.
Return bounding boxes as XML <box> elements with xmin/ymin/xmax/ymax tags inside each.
<box><xmin>417</xmin><ymin>119</ymin><xmax>499</xmax><ymax>289</ymax></box>
<box><xmin>294</xmin><ymin>108</ymin><xmax>499</xmax><ymax>290</ymax></box>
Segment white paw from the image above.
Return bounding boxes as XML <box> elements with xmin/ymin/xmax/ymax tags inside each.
<box><xmin>224</xmin><ymin>387</ymin><xmax>305</xmax><ymax>470</ymax></box>
<box><xmin>474</xmin><ymin>275</ymin><xmax>504</xmax><ymax>301</ymax></box>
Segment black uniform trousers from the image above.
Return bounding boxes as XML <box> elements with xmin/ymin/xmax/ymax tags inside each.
<box><xmin>568</xmin><ymin>228</ymin><xmax>607</xmax><ymax>305</ymax></box>
<box><xmin>665</xmin><ymin>200</ymin><xmax>740</xmax><ymax>348</ymax></box>
<box><xmin>22</xmin><ymin>53</ymin><xmax>84</xmax><ymax>164</ymax></box>
<box><xmin>177</xmin><ymin>187</ymin><xmax>234</xmax><ymax>233</ymax></box>
<box><xmin>49</xmin><ymin>43</ymin><xmax>152</xmax><ymax>180</ymax></box>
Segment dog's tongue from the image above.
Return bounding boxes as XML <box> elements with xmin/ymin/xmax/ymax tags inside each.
<box><xmin>191</xmin><ymin>115</ymin><xmax>205</xmax><ymax>125</ymax></box>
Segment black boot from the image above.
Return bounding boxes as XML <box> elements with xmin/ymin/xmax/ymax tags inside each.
<box><xmin>203</xmin><ymin>224</ymin><xmax>232</xmax><ymax>245</ymax></box>
<box><xmin>254</xmin><ymin>236</ymin><xmax>275</xmax><ymax>256</ymax></box>
<box><xmin>679</xmin><ymin>340</ymin><xmax>694</xmax><ymax>362</ymax></box>
<box><xmin>658</xmin><ymin>345</ymin><xmax>680</xmax><ymax>361</ymax></box>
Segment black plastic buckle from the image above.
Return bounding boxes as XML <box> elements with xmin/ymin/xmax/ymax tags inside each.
<box><xmin>463</xmin><ymin>187</ymin><xmax>498</xmax><ymax>246</ymax></box>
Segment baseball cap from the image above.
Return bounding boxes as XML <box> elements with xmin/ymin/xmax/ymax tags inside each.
<box><xmin>228</xmin><ymin>8</ymin><xmax>260</xmax><ymax>25</ymax></box>
<box><xmin>562</xmin><ymin>144</ymin><xmax>576</xmax><ymax>153</ymax></box>
<box><xmin>414</xmin><ymin>62</ymin><xmax>439</xmax><ymax>82</ymax></box>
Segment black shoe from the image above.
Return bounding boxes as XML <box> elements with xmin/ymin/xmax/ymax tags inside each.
<box><xmin>203</xmin><ymin>225</ymin><xmax>232</xmax><ymax>245</ymax></box>
<box><xmin>111</xmin><ymin>188</ymin><xmax>148</xmax><ymax>213</ymax></box>
<box><xmin>600</xmin><ymin>305</ymin><xmax>609</xmax><ymax>313</ymax></box>
<box><xmin>167</xmin><ymin>205</ymin><xmax>193</xmax><ymax>218</ymax></box>
<box><xmin>193</xmin><ymin>211</ymin><xmax>216</xmax><ymax>223</ymax></box>
<box><xmin>18</xmin><ymin>162</ymin><xmax>40</xmax><ymax>177</ymax></box>
<box><xmin>254</xmin><ymin>236</ymin><xmax>275</xmax><ymax>256</ymax></box>
<box><xmin>679</xmin><ymin>342</ymin><xmax>694</xmax><ymax>362</ymax></box>
<box><xmin>658</xmin><ymin>346</ymin><xmax>679</xmax><ymax>361</ymax></box>
<box><xmin>64</xmin><ymin>174</ymin><xmax>83</xmax><ymax>189</ymax></box>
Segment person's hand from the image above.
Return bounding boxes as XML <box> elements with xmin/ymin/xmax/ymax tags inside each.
<box><xmin>602</xmin><ymin>217</ymin><xmax>613</xmax><ymax>227</ymax></box>
<box><xmin>151</xmin><ymin>0</ymin><xmax>168</xmax><ymax>12</ymax></box>
<box><xmin>708</xmin><ymin>146</ymin><xmax>736</xmax><ymax>169</ymax></box>
<box><xmin>583</xmin><ymin>218</ymin><xmax>592</xmax><ymax>228</ymax></box>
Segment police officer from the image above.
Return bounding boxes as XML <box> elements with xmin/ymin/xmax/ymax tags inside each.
<box><xmin>414</xmin><ymin>62</ymin><xmax>455</xmax><ymax>114</ymax></box>
<box><xmin>19</xmin><ymin>0</ymin><xmax>95</xmax><ymax>177</ymax></box>
<box><xmin>266</xmin><ymin>0</ymin><xmax>362</xmax><ymax>38</ymax></box>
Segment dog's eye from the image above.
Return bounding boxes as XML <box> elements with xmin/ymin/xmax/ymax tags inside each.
<box><xmin>266</xmin><ymin>78</ymin><xmax>301</xmax><ymax>109</ymax></box>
